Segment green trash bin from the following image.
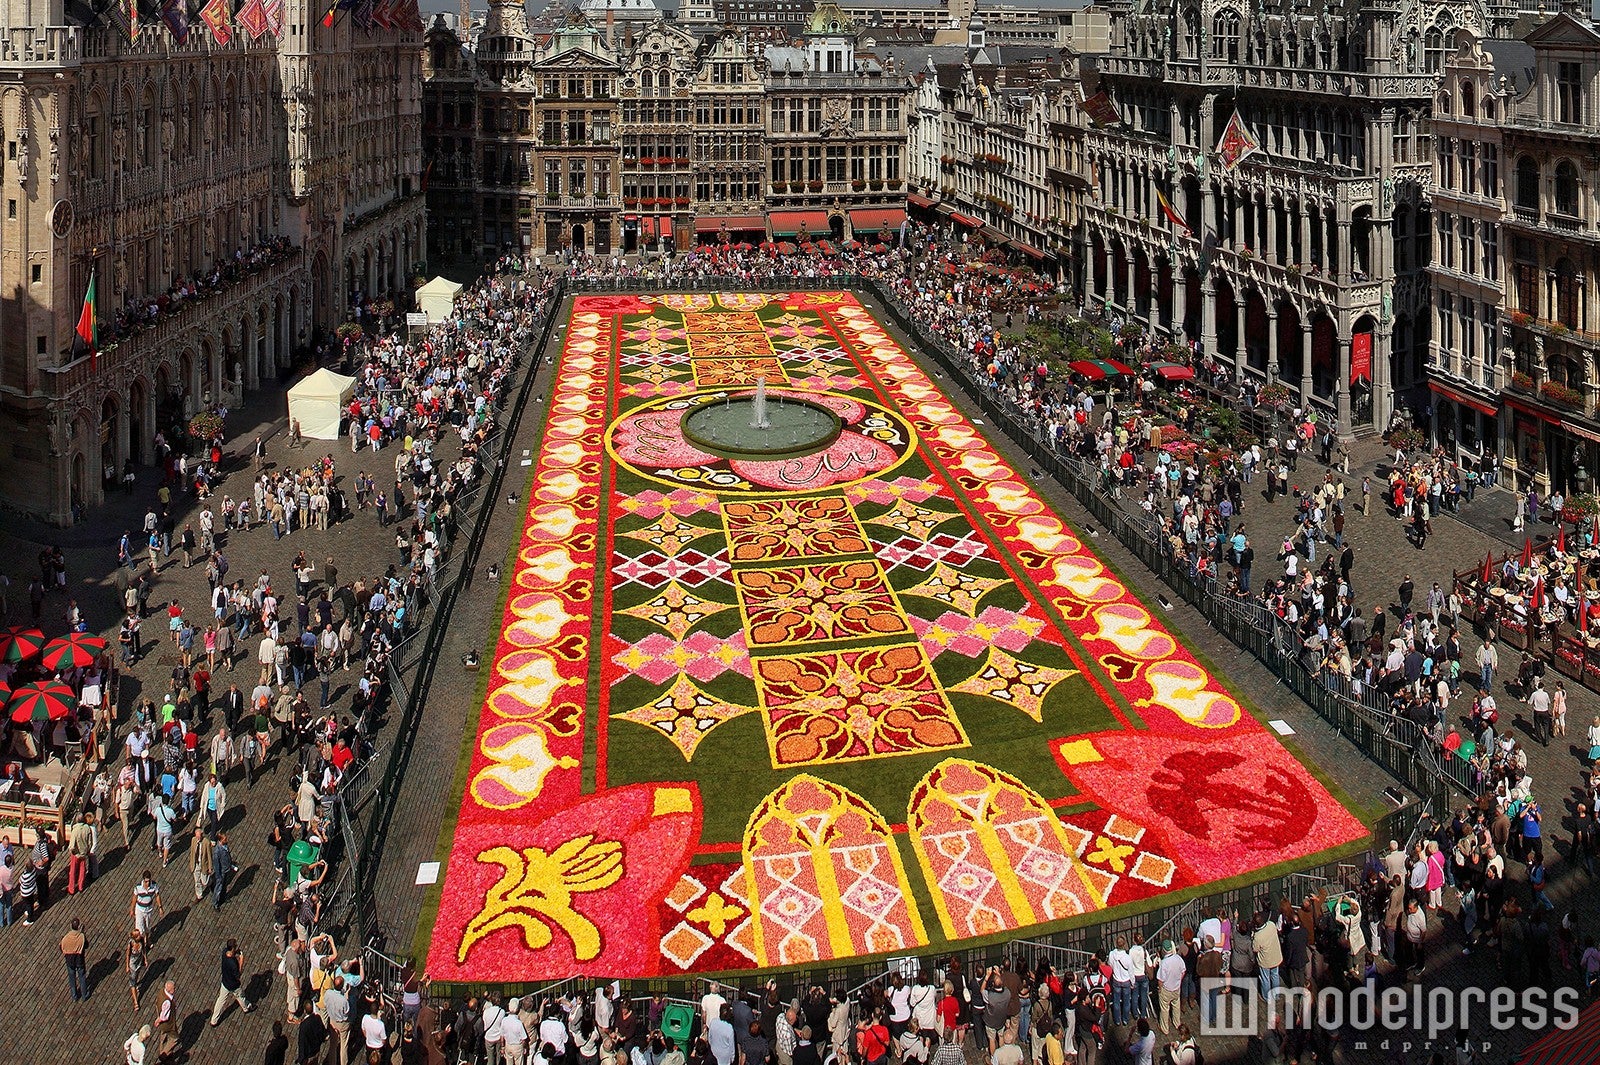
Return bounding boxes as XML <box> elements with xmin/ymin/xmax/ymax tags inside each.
<box><xmin>659</xmin><ymin>1003</ymin><xmax>695</xmax><ymax>1050</ymax></box>
<box><xmin>287</xmin><ymin>840</ymin><xmax>321</xmax><ymax>886</ymax></box>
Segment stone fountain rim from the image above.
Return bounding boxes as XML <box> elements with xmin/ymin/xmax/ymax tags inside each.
<box><xmin>679</xmin><ymin>390</ymin><xmax>845</xmax><ymax>460</ymax></box>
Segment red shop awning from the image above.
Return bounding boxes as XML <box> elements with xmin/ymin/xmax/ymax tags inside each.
<box><xmin>768</xmin><ymin>210</ymin><xmax>831</xmax><ymax>238</ymax></box>
<box><xmin>1504</xmin><ymin>393</ymin><xmax>1560</xmax><ymax>425</ymax></box>
<box><xmin>849</xmin><ymin>208</ymin><xmax>907</xmax><ymax>233</ymax></box>
<box><xmin>694</xmin><ymin>214</ymin><xmax>766</xmax><ymax>234</ymax></box>
<box><xmin>950</xmin><ymin>212</ymin><xmax>982</xmax><ymax>228</ymax></box>
<box><xmin>1013</xmin><ymin>241</ymin><xmax>1049</xmax><ymax>260</ymax></box>
<box><xmin>1428</xmin><ymin>379</ymin><xmax>1498</xmax><ymax>418</ymax></box>
<box><xmin>907</xmin><ymin>193</ymin><xmax>935</xmax><ymax>209</ymax></box>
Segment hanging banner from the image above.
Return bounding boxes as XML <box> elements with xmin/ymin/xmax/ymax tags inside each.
<box><xmin>1350</xmin><ymin>332</ymin><xmax>1372</xmax><ymax>384</ymax></box>
<box><xmin>1080</xmin><ymin>91</ymin><xmax>1121</xmax><ymax>128</ymax></box>
<box><xmin>1216</xmin><ymin>111</ymin><xmax>1261</xmax><ymax>172</ymax></box>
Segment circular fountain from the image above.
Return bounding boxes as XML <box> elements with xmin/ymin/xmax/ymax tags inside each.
<box><xmin>680</xmin><ymin>378</ymin><xmax>843</xmax><ymax>459</ymax></box>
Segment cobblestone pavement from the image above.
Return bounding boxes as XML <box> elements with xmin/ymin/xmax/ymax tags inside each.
<box><xmin>3</xmin><ymin>298</ymin><xmax>1591</xmax><ymax>1065</ymax></box>
<box><xmin>0</xmin><ymin>356</ymin><xmax>532</xmax><ymax>1063</ymax></box>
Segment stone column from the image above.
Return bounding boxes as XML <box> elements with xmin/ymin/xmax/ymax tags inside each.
<box><xmin>1267</xmin><ymin>198</ymin><xmax>1279</xmax><ymax>264</ymax></box>
<box><xmin>1235</xmin><ymin>297</ymin><xmax>1248</xmax><ymax>371</ymax></box>
<box><xmin>1336</xmin><ymin>325</ymin><xmax>1353</xmax><ymax>438</ymax></box>
<box><xmin>1300</xmin><ymin>319</ymin><xmax>1315</xmax><ymax>406</ymax></box>
<box><xmin>1085</xmin><ymin>234</ymin><xmax>1098</xmax><ymax>304</ymax></box>
<box><xmin>1173</xmin><ymin>267</ymin><xmax>1188</xmax><ymax>336</ymax></box>
<box><xmin>1267</xmin><ymin>307</ymin><xmax>1280</xmax><ymax>378</ymax></box>
<box><xmin>1201</xmin><ymin>275</ymin><xmax>1218</xmax><ymax>359</ymax></box>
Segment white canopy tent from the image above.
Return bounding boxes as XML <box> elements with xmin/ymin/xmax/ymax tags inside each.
<box><xmin>286</xmin><ymin>368</ymin><xmax>357</xmax><ymax>440</ymax></box>
<box><xmin>415</xmin><ymin>276</ymin><xmax>464</xmax><ymax>321</ymax></box>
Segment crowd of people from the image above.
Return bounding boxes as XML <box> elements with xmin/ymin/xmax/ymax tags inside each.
<box><xmin>107</xmin><ymin>238</ymin><xmax>301</xmax><ymax>344</ymax></box>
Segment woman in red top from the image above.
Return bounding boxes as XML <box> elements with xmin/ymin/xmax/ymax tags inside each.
<box><xmin>936</xmin><ymin>981</ymin><xmax>961</xmax><ymax>1038</ymax></box>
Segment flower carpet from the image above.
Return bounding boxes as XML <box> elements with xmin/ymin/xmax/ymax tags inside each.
<box><xmin>423</xmin><ymin>292</ymin><xmax>1369</xmax><ymax>982</ymax></box>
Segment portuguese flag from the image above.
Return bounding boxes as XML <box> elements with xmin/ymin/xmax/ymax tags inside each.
<box><xmin>72</xmin><ymin>268</ymin><xmax>96</xmax><ymax>372</ymax></box>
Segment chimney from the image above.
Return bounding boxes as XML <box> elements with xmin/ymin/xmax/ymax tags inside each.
<box><xmin>459</xmin><ymin>0</ymin><xmax>470</xmax><ymax>33</ymax></box>
<box><xmin>607</xmin><ymin>4</ymin><xmax>615</xmax><ymax>47</ymax></box>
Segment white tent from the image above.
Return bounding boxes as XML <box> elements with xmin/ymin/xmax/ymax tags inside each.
<box><xmin>415</xmin><ymin>276</ymin><xmax>464</xmax><ymax>321</ymax></box>
<box><xmin>286</xmin><ymin>368</ymin><xmax>357</xmax><ymax>440</ymax></box>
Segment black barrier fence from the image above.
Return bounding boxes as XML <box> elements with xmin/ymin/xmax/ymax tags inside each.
<box><xmin>862</xmin><ymin>282</ymin><xmax>1463</xmax><ymax>817</ymax></box>
<box><xmin>353</xmin><ymin>278</ymin><xmax>1438</xmax><ymax>996</ymax></box>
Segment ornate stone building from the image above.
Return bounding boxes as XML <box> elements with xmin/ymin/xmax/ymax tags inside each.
<box><xmin>0</xmin><ymin>0</ymin><xmax>424</xmax><ymax>524</ymax></box>
<box><xmin>620</xmin><ymin>21</ymin><xmax>696</xmax><ymax>252</ymax></box>
<box><xmin>763</xmin><ymin>2</ymin><xmax>913</xmax><ymax>243</ymax></box>
<box><xmin>689</xmin><ymin>29</ymin><xmax>769</xmax><ymax>246</ymax></box>
<box><xmin>532</xmin><ymin>13</ymin><xmax>621</xmax><ymax>254</ymax></box>
<box><xmin>423</xmin><ymin>15</ymin><xmax>481</xmax><ymax>263</ymax></box>
<box><xmin>1489</xmin><ymin>11</ymin><xmax>1600</xmax><ymax>491</ymax></box>
<box><xmin>1426</xmin><ymin>32</ymin><xmax>1513</xmax><ymax>465</ymax></box>
<box><xmin>1079</xmin><ymin>0</ymin><xmax>1515</xmax><ymax>437</ymax></box>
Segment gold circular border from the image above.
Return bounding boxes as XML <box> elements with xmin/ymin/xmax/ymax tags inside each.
<box><xmin>604</xmin><ymin>388</ymin><xmax>919</xmax><ymax>495</ymax></box>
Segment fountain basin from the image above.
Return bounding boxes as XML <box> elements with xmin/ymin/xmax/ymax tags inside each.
<box><xmin>680</xmin><ymin>392</ymin><xmax>843</xmax><ymax>459</ymax></box>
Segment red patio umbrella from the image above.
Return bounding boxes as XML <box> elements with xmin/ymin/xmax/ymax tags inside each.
<box><xmin>1522</xmin><ymin>537</ymin><xmax>1534</xmax><ymax>568</ymax></box>
<box><xmin>7</xmin><ymin>680</ymin><xmax>77</xmax><ymax>724</ymax></box>
<box><xmin>1530</xmin><ymin>577</ymin><xmax>1546</xmax><ymax>613</ymax></box>
<box><xmin>1148</xmin><ymin>361</ymin><xmax>1195</xmax><ymax>381</ymax></box>
<box><xmin>1479</xmin><ymin>551</ymin><xmax>1494</xmax><ymax>587</ymax></box>
<box><xmin>1068</xmin><ymin>358</ymin><xmax>1136</xmax><ymax>381</ymax></box>
<box><xmin>40</xmin><ymin>633</ymin><xmax>109</xmax><ymax>672</ymax></box>
<box><xmin>1592</xmin><ymin>512</ymin><xmax>1599</xmax><ymax>547</ymax></box>
<box><xmin>0</xmin><ymin>626</ymin><xmax>45</xmax><ymax>664</ymax></box>
<box><xmin>1559</xmin><ymin>524</ymin><xmax>1567</xmax><ymax>555</ymax></box>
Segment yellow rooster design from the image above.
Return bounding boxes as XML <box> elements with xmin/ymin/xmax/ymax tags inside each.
<box><xmin>457</xmin><ymin>836</ymin><xmax>624</xmax><ymax>963</ymax></box>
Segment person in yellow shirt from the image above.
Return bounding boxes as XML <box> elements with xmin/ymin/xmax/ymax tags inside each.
<box><xmin>1041</xmin><ymin>1022</ymin><xmax>1067</xmax><ymax>1065</ymax></box>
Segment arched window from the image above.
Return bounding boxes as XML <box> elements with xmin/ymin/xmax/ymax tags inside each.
<box><xmin>1211</xmin><ymin>9</ymin><xmax>1240</xmax><ymax>61</ymax></box>
<box><xmin>1516</xmin><ymin>155</ymin><xmax>1540</xmax><ymax>210</ymax></box>
<box><xmin>1423</xmin><ymin>23</ymin><xmax>1455</xmax><ymax>74</ymax></box>
<box><xmin>1460</xmin><ymin>81</ymin><xmax>1475</xmax><ymax>118</ymax></box>
<box><xmin>139</xmin><ymin>86</ymin><xmax>156</xmax><ymax>168</ymax></box>
<box><xmin>1555</xmin><ymin>159</ymin><xmax>1580</xmax><ymax>217</ymax></box>
<box><xmin>85</xmin><ymin>92</ymin><xmax>106</xmax><ymax>180</ymax></box>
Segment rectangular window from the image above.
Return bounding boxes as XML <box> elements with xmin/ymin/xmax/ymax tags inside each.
<box><xmin>886</xmin><ymin>98</ymin><xmax>901</xmax><ymax>131</ymax></box>
<box><xmin>807</xmin><ymin>98</ymin><xmax>822</xmax><ymax>132</ymax></box>
<box><xmin>542</xmin><ymin>113</ymin><xmax>561</xmax><ymax>145</ymax></box>
<box><xmin>594</xmin><ymin>160</ymin><xmax>611</xmax><ymax>197</ymax></box>
<box><xmin>545</xmin><ymin>159</ymin><xmax>562</xmax><ymax>199</ymax></box>
<box><xmin>807</xmin><ymin>146</ymin><xmax>822</xmax><ymax>182</ymax></box>
<box><xmin>869</xmin><ymin>97</ymin><xmax>882</xmax><ymax>132</ymax></box>
<box><xmin>1558</xmin><ymin>61</ymin><xmax>1583</xmax><ymax>124</ymax></box>
<box><xmin>569</xmin><ymin>159</ymin><xmax>586</xmax><ymax>197</ymax></box>
<box><xmin>826</xmin><ymin>145</ymin><xmax>846</xmax><ymax>182</ymax></box>
<box><xmin>852</xmin><ymin>98</ymin><xmax>864</xmax><ymax>132</ymax></box>
<box><xmin>566</xmin><ymin>111</ymin><xmax>587</xmax><ymax>144</ymax></box>
<box><xmin>593</xmin><ymin>113</ymin><xmax>612</xmax><ymax>144</ymax></box>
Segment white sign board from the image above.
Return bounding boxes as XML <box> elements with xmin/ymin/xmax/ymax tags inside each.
<box><xmin>406</xmin><ymin>312</ymin><xmax>429</xmax><ymax>328</ymax></box>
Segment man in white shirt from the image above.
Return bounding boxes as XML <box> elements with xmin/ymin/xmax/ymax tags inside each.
<box><xmin>701</xmin><ymin>983</ymin><xmax>728</xmax><ymax>1031</ymax></box>
<box><xmin>1107</xmin><ymin>937</ymin><xmax>1137</xmax><ymax>1027</ymax></box>
<box><xmin>503</xmin><ymin>998</ymin><xmax>530</xmax><ymax>1065</ymax></box>
<box><xmin>362</xmin><ymin>1007</ymin><xmax>389</xmax><ymax>1054</ymax></box>
<box><xmin>1155</xmin><ymin>942</ymin><xmax>1186</xmax><ymax>1034</ymax></box>
<box><xmin>1128</xmin><ymin>936</ymin><xmax>1151</xmax><ymax>1021</ymax></box>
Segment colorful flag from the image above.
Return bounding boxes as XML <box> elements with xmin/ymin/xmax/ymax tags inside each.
<box><xmin>1080</xmin><ymin>90</ymin><xmax>1120</xmax><ymax>128</ymax></box>
<box><xmin>236</xmin><ymin>0</ymin><xmax>268</xmax><ymax>38</ymax></box>
<box><xmin>103</xmin><ymin>0</ymin><xmax>137</xmax><ymax>39</ymax></box>
<box><xmin>1216</xmin><ymin>110</ymin><xmax>1261</xmax><ymax>172</ymax></box>
<box><xmin>352</xmin><ymin>0</ymin><xmax>374</xmax><ymax>29</ymax></box>
<box><xmin>199</xmin><ymin>0</ymin><xmax>231</xmax><ymax>44</ymax></box>
<box><xmin>263</xmin><ymin>0</ymin><xmax>284</xmax><ymax>35</ymax></box>
<box><xmin>1155</xmin><ymin>188</ymin><xmax>1190</xmax><ymax>233</ymax></box>
<box><xmin>160</xmin><ymin>0</ymin><xmax>187</xmax><ymax>40</ymax></box>
<box><xmin>72</xmin><ymin>269</ymin><xmax>97</xmax><ymax>373</ymax></box>
<box><xmin>370</xmin><ymin>0</ymin><xmax>392</xmax><ymax>28</ymax></box>
<box><xmin>399</xmin><ymin>0</ymin><xmax>423</xmax><ymax>31</ymax></box>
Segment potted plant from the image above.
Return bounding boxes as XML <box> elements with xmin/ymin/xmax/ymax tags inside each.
<box><xmin>624</xmin><ymin>197</ymin><xmax>639</xmax><ymax>208</ymax></box>
<box><xmin>852</xmin><ymin>179</ymin><xmax>866</xmax><ymax>191</ymax></box>
<box><xmin>675</xmin><ymin>196</ymin><xmax>690</xmax><ymax>207</ymax></box>
<box><xmin>1510</xmin><ymin>310</ymin><xmax>1531</xmax><ymax>326</ymax></box>
<box><xmin>808</xmin><ymin>180</ymin><xmax>823</xmax><ymax>191</ymax></box>
<box><xmin>187</xmin><ymin>410</ymin><xmax>225</xmax><ymax>440</ymax></box>
<box><xmin>1511</xmin><ymin>370</ymin><xmax>1535</xmax><ymax>391</ymax></box>
<box><xmin>1540</xmin><ymin>379</ymin><xmax>1585</xmax><ymax>409</ymax></box>
<box><xmin>335</xmin><ymin>321</ymin><xmax>363</xmax><ymax>343</ymax></box>
<box><xmin>887</xmin><ymin>178</ymin><xmax>902</xmax><ymax>189</ymax></box>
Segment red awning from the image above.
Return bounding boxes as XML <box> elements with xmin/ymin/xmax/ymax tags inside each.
<box><xmin>640</xmin><ymin>217</ymin><xmax>656</xmax><ymax>238</ymax></box>
<box><xmin>1013</xmin><ymin>242</ymin><xmax>1049</xmax><ymax>260</ymax></box>
<box><xmin>1562</xmin><ymin>420</ymin><xmax>1600</xmax><ymax>444</ymax></box>
<box><xmin>768</xmin><ymin>210</ymin><xmax>830</xmax><ymax>237</ymax></box>
<box><xmin>1504</xmin><ymin>394</ymin><xmax>1560</xmax><ymax>425</ymax></box>
<box><xmin>907</xmin><ymin>193</ymin><xmax>935</xmax><ymax>209</ymax></box>
<box><xmin>1428</xmin><ymin>379</ymin><xmax>1498</xmax><ymax>418</ymax></box>
<box><xmin>694</xmin><ymin>214</ymin><xmax>766</xmax><ymax>234</ymax></box>
<box><xmin>849</xmin><ymin>208</ymin><xmax>907</xmax><ymax>233</ymax></box>
<box><xmin>950</xmin><ymin>212</ymin><xmax>982</xmax><ymax>228</ymax></box>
